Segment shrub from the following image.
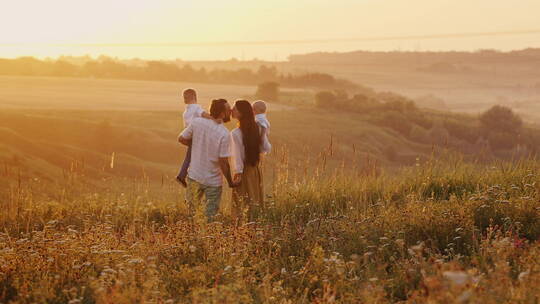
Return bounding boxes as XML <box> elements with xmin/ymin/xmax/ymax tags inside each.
<box><xmin>429</xmin><ymin>121</ymin><xmax>450</xmax><ymax>146</ymax></box>
<box><xmin>487</xmin><ymin>131</ymin><xmax>519</xmax><ymax>150</ymax></box>
<box><xmin>371</xmin><ymin>111</ymin><xmax>413</xmax><ymax>136</ymax></box>
<box><xmin>409</xmin><ymin>125</ymin><xmax>430</xmax><ymax>143</ymax></box>
<box><xmin>480</xmin><ymin>105</ymin><xmax>522</xmax><ymax>135</ymax></box>
<box><xmin>315</xmin><ymin>91</ymin><xmax>336</xmax><ymax>108</ymax></box>
<box><xmin>443</xmin><ymin>118</ymin><xmax>479</xmax><ymax>143</ymax></box>
<box><xmin>255</xmin><ymin>81</ymin><xmax>280</xmax><ymax>102</ymax></box>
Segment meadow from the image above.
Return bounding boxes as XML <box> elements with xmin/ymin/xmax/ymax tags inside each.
<box><xmin>1</xmin><ymin>75</ymin><xmax>540</xmax><ymax>303</ymax></box>
<box><xmin>0</xmin><ymin>75</ymin><xmax>432</xmax><ymax>185</ymax></box>
<box><xmin>1</xmin><ymin>153</ymin><xmax>539</xmax><ymax>303</ymax></box>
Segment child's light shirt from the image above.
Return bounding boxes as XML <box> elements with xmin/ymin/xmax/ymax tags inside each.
<box><xmin>255</xmin><ymin>113</ymin><xmax>270</xmax><ymax>135</ymax></box>
<box><xmin>183</xmin><ymin>104</ymin><xmax>204</xmax><ymax>128</ymax></box>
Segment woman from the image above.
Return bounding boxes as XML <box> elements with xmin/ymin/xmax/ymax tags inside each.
<box><xmin>230</xmin><ymin>100</ymin><xmax>271</xmax><ymax>224</ymax></box>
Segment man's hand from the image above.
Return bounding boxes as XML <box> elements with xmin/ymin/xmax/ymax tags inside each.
<box><xmin>228</xmin><ymin>180</ymin><xmax>240</xmax><ymax>188</ymax></box>
<box><xmin>233</xmin><ymin>173</ymin><xmax>242</xmax><ymax>184</ymax></box>
<box><xmin>178</xmin><ymin>136</ymin><xmax>191</xmax><ymax>146</ymax></box>
<box><xmin>219</xmin><ymin>157</ymin><xmax>237</xmax><ymax>188</ymax></box>
<box><xmin>228</xmin><ymin>173</ymin><xmax>242</xmax><ymax>188</ymax></box>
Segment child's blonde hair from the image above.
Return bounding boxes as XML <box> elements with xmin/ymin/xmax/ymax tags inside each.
<box><xmin>183</xmin><ymin>88</ymin><xmax>197</xmax><ymax>103</ymax></box>
<box><xmin>252</xmin><ymin>100</ymin><xmax>267</xmax><ymax>114</ymax></box>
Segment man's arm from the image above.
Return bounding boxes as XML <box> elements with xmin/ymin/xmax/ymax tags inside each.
<box><xmin>218</xmin><ymin>134</ymin><xmax>238</xmax><ymax>187</ymax></box>
<box><xmin>178</xmin><ymin>136</ymin><xmax>191</xmax><ymax>146</ymax></box>
<box><xmin>178</xmin><ymin>122</ymin><xmax>194</xmax><ymax>146</ymax></box>
<box><xmin>218</xmin><ymin>157</ymin><xmax>237</xmax><ymax>188</ymax></box>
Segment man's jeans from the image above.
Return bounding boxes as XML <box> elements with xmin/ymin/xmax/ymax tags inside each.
<box><xmin>177</xmin><ymin>145</ymin><xmax>192</xmax><ymax>180</ymax></box>
<box><xmin>186</xmin><ymin>178</ymin><xmax>222</xmax><ymax>220</ymax></box>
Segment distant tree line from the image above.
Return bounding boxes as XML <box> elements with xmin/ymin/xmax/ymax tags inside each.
<box><xmin>0</xmin><ymin>57</ymin><xmax>359</xmax><ymax>90</ymax></box>
<box><xmin>315</xmin><ymin>90</ymin><xmax>540</xmax><ymax>156</ymax></box>
<box><xmin>290</xmin><ymin>48</ymin><xmax>540</xmax><ymax>65</ymax></box>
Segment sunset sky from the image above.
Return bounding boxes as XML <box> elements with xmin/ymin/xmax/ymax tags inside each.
<box><xmin>1</xmin><ymin>0</ymin><xmax>540</xmax><ymax>60</ymax></box>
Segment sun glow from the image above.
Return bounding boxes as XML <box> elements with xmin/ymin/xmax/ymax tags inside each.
<box><xmin>1</xmin><ymin>0</ymin><xmax>540</xmax><ymax>60</ymax></box>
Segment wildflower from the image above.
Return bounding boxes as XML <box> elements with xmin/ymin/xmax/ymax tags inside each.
<box><xmin>513</xmin><ymin>237</ymin><xmax>526</xmax><ymax>249</ymax></box>
<box><xmin>411</xmin><ymin>242</ymin><xmax>424</xmax><ymax>253</ymax></box>
<box><xmin>518</xmin><ymin>270</ymin><xmax>530</xmax><ymax>282</ymax></box>
<box><xmin>457</xmin><ymin>290</ymin><xmax>472</xmax><ymax>303</ymax></box>
<box><xmin>443</xmin><ymin>271</ymin><xmax>469</xmax><ymax>286</ymax></box>
<box><xmin>15</xmin><ymin>238</ymin><xmax>28</xmax><ymax>244</ymax></box>
<box><xmin>101</xmin><ymin>268</ymin><xmax>117</xmax><ymax>275</ymax></box>
<box><xmin>128</xmin><ymin>258</ymin><xmax>144</xmax><ymax>265</ymax></box>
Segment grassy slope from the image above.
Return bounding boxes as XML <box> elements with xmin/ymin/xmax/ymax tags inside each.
<box><xmin>0</xmin><ymin>106</ymin><xmax>431</xmax><ymax>186</ymax></box>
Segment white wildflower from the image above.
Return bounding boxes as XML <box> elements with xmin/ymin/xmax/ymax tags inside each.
<box><xmin>128</xmin><ymin>258</ymin><xmax>144</xmax><ymax>265</ymax></box>
<box><xmin>518</xmin><ymin>270</ymin><xmax>530</xmax><ymax>282</ymax></box>
<box><xmin>443</xmin><ymin>271</ymin><xmax>469</xmax><ymax>286</ymax></box>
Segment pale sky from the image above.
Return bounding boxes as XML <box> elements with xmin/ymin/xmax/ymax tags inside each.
<box><xmin>1</xmin><ymin>0</ymin><xmax>540</xmax><ymax>60</ymax></box>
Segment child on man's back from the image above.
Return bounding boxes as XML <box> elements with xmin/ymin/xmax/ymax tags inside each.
<box><xmin>176</xmin><ymin>88</ymin><xmax>215</xmax><ymax>187</ymax></box>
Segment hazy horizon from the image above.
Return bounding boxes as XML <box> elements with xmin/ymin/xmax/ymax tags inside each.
<box><xmin>2</xmin><ymin>0</ymin><xmax>540</xmax><ymax>61</ymax></box>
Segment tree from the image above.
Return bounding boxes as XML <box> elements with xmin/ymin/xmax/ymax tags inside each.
<box><xmin>480</xmin><ymin>105</ymin><xmax>522</xmax><ymax>135</ymax></box>
<box><xmin>256</xmin><ymin>82</ymin><xmax>280</xmax><ymax>102</ymax></box>
<box><xmin>52</xmin><ymin>61</ymin><xmax>77</xmax><ymax>77</ymax></box>
<box><xmin>257</xmin><ymin>65</ymin><xmax>277</xmax><ymax>82</ymax></box>
<box><xmin>315</xmin><ymin>91</ymin><xmax>336</xmax><ymax>108</ymax></box>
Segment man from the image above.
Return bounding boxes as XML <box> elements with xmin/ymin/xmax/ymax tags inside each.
<box><xmin>178</xmin><ymin>98</ymin><xmax>237</xmax><ymax>220</ymax></box>
<box><xmin>176</xmin><ymin>88</ymin><xmax>217</xmax><ymax>187</ymax></box>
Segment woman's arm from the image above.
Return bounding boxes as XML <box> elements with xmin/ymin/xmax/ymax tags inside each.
<box><xmin>231</xmin><ymin>129</ymin><xmax>245</xmax><ymax>174</ymax></box>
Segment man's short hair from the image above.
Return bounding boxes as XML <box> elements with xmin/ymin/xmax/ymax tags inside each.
<box><xmin>183</xmin><ymin>88</ymin><xmax>197</xmax><ymax>102</ymax></box>
<box><xmin>210</xmin><ymin>99</ymin><xmax>228</xmax><ymax>118</ymax></box>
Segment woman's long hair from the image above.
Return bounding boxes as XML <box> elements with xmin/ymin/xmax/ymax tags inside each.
<box><xmin>235</xmin><ymin>100</ymin><xmax>261</xmax><ymax>166</ymax></box>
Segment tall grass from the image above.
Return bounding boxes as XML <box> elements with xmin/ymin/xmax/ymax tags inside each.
<box><xmin>0</xmin><ymin>154</ymin><xmax>539</xmax><ymax>303</ymax></box>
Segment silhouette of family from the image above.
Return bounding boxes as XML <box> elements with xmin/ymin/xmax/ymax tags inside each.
<box><xmin>176</xmin><ymin>89</ymin><xmax>271</xmax><ymax>224</ymax></box>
